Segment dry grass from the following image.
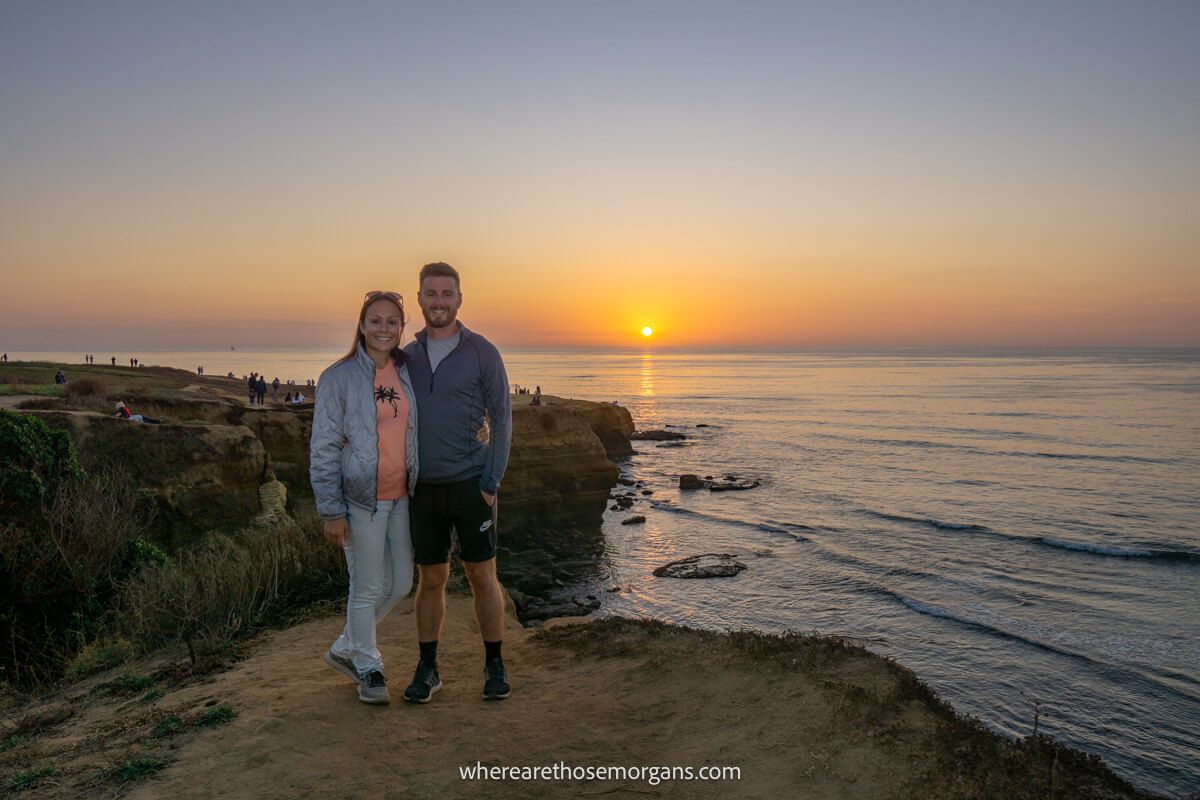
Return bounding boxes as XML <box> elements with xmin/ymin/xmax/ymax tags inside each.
<box><xmin>62</xmin><ymin>377</ymin><xmax>106</xmax><ymax>401</ymax></box>
<box><xmin>117</xmin><ymin>505</ymin><xmax>345</xmax><ymax>664</ymax></box>
<box><xmin>0</xmin><ymin>469</ymin><xmax>150</xmax><ymax>686</ymax></box>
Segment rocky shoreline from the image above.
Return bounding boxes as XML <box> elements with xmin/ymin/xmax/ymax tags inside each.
<box><xmin>4</xmin><ymin>363</ymin><xmax>757</xmax><ymax>622</ymax></box>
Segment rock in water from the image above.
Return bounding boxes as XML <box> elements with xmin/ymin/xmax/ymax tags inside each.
<box><xmin>679</xmin><ymin>474</ymin><xmax>709</xmax><ymax>490</ymax></box>
<box><xmin>653</xmin><ymin>553</ymin><xmax>747</xmax><ymax>579</ymax></box>
<box><xmin>709</xmin><ymin>479</ymin><xmax>760</xmax><ymax>492</ymax></box>
<box><xmin>630</xmin><ymin>429</ymin><xmax>687</xmax><ymax>441</ymax></box>
<box><xmin>621</xmin><ymin>515</ymin><xmax>646</xmax><ymax>525</ymax></box>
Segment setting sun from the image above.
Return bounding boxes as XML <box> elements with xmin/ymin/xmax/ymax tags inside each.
<box><xmin>641</xmin><ymin>326</ymin><xmax>653</xmax><ymax>337</ymax></box>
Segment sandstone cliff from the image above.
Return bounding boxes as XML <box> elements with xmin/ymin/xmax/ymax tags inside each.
<box><xmin>27</xmin><ymin>393</ymin><xmax>631</xmax><ymax>594</ymax></box>
<box><xmin>28</xmin><ymin>412</ymin><xmax>269</xmax><ymax>550</ymax></box>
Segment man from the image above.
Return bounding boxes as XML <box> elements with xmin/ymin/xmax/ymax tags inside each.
<box><xmin>402</xmin><ymin>262</ymin><xmax>512</xmax><ymax>703</ymax></box>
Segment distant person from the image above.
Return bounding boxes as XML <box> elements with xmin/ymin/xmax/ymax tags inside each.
<box><xmin>272</xmin><ymin>377</ymin><xmax>281</xmax><ymax>400</ymax></box>
<box><xmin>292</xmin><ymin>392</ymin><xmax>305</xmax><ymax>404</ymax></box>
<box><xmin>227</xmin><ymin>371</ymin><xmax>236</xmax><ymax>379</ymax></box>
<box><xmin>54</xmin><ymin>370</ymin><xmax>66</xmax><ymax>384</ymax></box>
<box><xmin>111</xmin><ymin>356</ymin><xmax>116</xmax><ymax>366</ymax></box>
<box><xmin>247</xmin><ymin>374</ymin><xmax>257</xmax><ymax>406</ymax></box>
<box><xmin>114</xmin><ymin>401</ymin><xmax>161</xmax><ymax>424</ymax></box>
<box><xmin>531</xmin><ymin>385</ymin><xmax>542</xmax><ymax>406</ymax></box>
<box><xmin>2</xmin><ymin>353</ymin><xmax>7</xmax><ymax>363</ymax></box>
<box><xmin>401</xmin><ymin>261</ymin><xmax>512</xmax><ymax>704</ymax></box>
<box><xmin>255</xmin><ymin>375</ymin><xmax>267</xmax><ymax>405</ymax></box>
<box><xmin>311</xmin><ymin>289</ymin><xmax>418</xmax><ymax>705</ymax></box>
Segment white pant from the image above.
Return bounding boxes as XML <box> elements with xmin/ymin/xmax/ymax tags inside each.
<box><xmin>330</xmin><ymin>497</ymin><xmax>413</xmax><ymax>674</ymax></box>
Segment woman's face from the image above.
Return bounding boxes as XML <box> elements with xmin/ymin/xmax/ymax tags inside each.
<box><xmin>360</xmin><ymin>298</ymin><xmax>404</xmax><ymax>356</ymax></box>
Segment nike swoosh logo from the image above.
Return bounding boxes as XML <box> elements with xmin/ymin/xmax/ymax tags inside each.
<box><xmin>479</xmin><ymin>519</ymin><xmax>493</xmax><ymax>532</ymax></box>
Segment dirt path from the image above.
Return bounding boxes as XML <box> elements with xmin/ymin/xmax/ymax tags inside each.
<box><xmin>0</xmin><ymin>395</ymin><xmax>41</xmax><ymax>410</ymax></box>
<box><xmin>5</xmin><ymin>596</ymin><xmax>1154</xmax><ymax>800</ymax></box>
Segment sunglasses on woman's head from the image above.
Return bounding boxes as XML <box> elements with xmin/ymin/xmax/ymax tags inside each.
<box><xmin>364</xmin><ymin>290</ymin><xmax>403</xmax><ymax>304</ymax></box>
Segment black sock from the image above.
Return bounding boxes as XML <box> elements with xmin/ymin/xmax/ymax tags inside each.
<box><xmin>484</xmin><ymin>640</ymin><xmax>502</xmax><ymax>663</ymax></box>
<box><xmin>419</xmin><ymin>640</ymin><xmax>438</xmax><ymax>665</ymax></box>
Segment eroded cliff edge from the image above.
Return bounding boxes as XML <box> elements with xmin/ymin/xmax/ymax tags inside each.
<box><xmin>24</xmin><ymin>384</ymin><xmax>631</xmax><ymax>606</ymax></box>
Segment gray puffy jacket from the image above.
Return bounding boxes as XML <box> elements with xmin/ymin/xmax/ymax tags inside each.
<box><xmin>310</xmin><ymin>344</ymin><xmax>419</xmax><ymax>519</ymax></box>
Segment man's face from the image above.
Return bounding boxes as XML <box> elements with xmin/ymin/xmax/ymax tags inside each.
<box><xmin>418</xmin><ymin>276</ymin><xmax>462</xmax><ymax>329</ymax></box>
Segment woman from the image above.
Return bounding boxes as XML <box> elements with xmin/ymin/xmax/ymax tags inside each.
<box><xmin>114</xmin><ymin>400</ymin><xmax>161</xmax><ymax>424</ymax></box>
<box><xmin>310</xmin><ymin>290</ymin><xmax>418</xmax><ymax>704</ymax></box>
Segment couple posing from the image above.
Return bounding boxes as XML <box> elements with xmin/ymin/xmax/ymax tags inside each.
<box><xmin>309</xmin><ymin>262</ymin><xmax>512</xmax><ymax>705</ymax></box>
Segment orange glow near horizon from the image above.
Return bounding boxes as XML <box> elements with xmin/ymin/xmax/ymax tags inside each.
<box><xmin>0</xmin><ymin>248</ymin><xmax>1197</xmax><ymax>350</ymax></box>
<box><xmin>1</xmin><ymin>5</ymin><xmax>1197</xmax><ymax>351</ymax></box>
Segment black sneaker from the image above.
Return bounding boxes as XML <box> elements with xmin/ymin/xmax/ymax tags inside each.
<box><xmin>483</xmin><ymin>658</ymin><xmax>510</xmax><ymax>700</ymax></box>
<box><xmin>404</xmin><ymin>660</ymin><xmax>441</xmax><ymax>704</ymax></box>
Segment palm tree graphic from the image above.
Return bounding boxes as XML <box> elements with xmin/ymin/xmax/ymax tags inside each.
<box><xmin>375</xmin><ymin>385</ymin><xmax>400</xmax><ymax>417</ymax></box>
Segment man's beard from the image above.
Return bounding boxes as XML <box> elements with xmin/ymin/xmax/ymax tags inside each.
<box><xmin>425</xmin><ymin>309</ymin><xmax>456</xmax><ymax>328</ymax></box>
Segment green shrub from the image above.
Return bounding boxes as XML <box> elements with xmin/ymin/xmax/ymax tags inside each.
<box><xmin>64</xmin><ymin>638</ymin><xmax>135</xmax><ymax>681</ymax></box>
<box><xmin>151</xmin><ymin>715</ymin><xmax>183</xmax><ymax>738</ymax></box>
<box><xmin>196</xmin><ymin>705</ymin><xmax>235</xmax><ymax>727</ymax></box>
<box><xmin>0</xmin><ymin>409</ymin><xmax>79</xmax><ymax>514</ymax></box>
<box><xmin>100</xmin><ymin>755</ymin><xmax>165</xmax><ymax>783</ymax></box>
<box><xmin>127</xmin><ymin>539</ymin><xmax>168</xmax><ymax>568</ymax></box>
<box><xmin>10</xmin><ymin>765</ymin><xmax>57</xmax><ymax>791</ymax></box>
<box><xmin>113</xmin><ymin>673</ymin><xmax>153</xmax><ymax>693</ymax></box>
<box><xmin>0</xmin><ymin>734</ymin><xmax>28</xmax><ymax>752</ymax></box>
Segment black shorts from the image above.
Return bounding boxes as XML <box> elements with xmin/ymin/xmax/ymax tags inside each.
<box><xmin>410</xmin><ymin>478</ymin><xmax>498</xmax><ymax>565</ymax></box>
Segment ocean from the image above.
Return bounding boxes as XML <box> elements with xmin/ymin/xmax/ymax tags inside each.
<box><xmin>12</xmin><ymin>346</ymin><xmax>1199</xmax><ymax>796</ymax></box>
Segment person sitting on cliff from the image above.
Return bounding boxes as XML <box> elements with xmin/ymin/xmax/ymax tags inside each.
<box><xmin>401</xmin><ymin>261</ymin><xmax>512</xmax><ymax>704</ymax></box>
<box><xmin>311</xmin><ymin>290</ymin><xmax>419</xmax><ymax>705</ymax></box>
<box><xmin>114</xmin><ymin>401</ymin><xmax>161</xmax><ymax>424</ymax></box>
<box><xmin>284</xmin><ymin>392</ymin><xmax>293</xmax><ymax>403</ymax></box>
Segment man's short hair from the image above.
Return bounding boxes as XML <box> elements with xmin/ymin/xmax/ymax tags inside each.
<box><xmin>420</xmin><ymin>262</ymin><xmax>460</xmax><ymax>290</ymax></box>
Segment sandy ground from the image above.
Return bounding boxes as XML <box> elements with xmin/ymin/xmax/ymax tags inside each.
<box><xmin>5</xmin><ymin>594</ymin><xmax>959</xmax><ymax>800</ymax></box>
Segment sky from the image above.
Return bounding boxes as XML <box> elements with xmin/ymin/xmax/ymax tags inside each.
<box><xmin>1</xmin><ymin>0</ymin><xmax>1198</xmax><ymax>350</ymax></box>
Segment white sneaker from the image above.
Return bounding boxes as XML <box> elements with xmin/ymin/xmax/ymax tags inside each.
<box><xmin>358</xmin><ymin>670</ymin><xmax>390</xmax><ymax>704</ymax></box>
<box><xmin>324</xmin><ymin>650</ymin><xmax>358</xmax><ymax>682</ymax></box>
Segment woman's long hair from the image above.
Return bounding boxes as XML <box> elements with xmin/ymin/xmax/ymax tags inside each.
<box><xmin>340</xmin><ymin>291</ymin><xmax>408</xmax><ymax>365</ymax></box>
